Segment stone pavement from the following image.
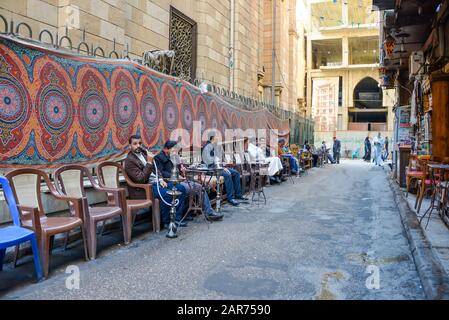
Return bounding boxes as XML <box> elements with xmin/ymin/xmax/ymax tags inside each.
<box><xmin>0</xmin><ymin>160</ymin><xmax>426</xmax><ymax>299</ymax></box>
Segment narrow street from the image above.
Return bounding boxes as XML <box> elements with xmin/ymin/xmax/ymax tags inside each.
<box><xmin>1</xmin><ymin>161</ymin><xmax>425</xmax><ymax>300</ymax></box>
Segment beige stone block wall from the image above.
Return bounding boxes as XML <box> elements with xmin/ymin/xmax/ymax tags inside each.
<box><xmin>1</xmin><ymin>0</ymin><xmax>302</xmax><ymax>111</ymax></box>
<box><xmin>0</xmin><ymin>0</ymin><xmax>59</xmax><ymax>36</ymax></box>
<box><xmin>194</xmin><ymin>0</ymin><xmax>230</xmax><ymax>89</ymax></box>
<box><xmin>233</xmin><ymin>0</ymin><xmax>260</xmax><ymax>98</ymax></box>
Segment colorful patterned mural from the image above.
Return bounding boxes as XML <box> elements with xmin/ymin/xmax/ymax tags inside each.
<box><xmin>0</xmin><ymin>35</ymin><xmax>289</xmax><ymax>169</ymax></box>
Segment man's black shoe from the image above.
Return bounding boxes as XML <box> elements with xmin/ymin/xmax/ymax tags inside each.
<box><xmin>228</xmin><ymin>199</ymin><xmax>240</xmax><ymax>206</ymax></box>
<box><xmin>205</xmin><ymin>211</ymin><xmax>223</xmax><ymax>221</ymax></box>
<box><xmin>280</xmin><ymin>176</ymin><xmax>287</xmax><ymax>182</ymax></box>
<box><xmin>236</xmin><ymin>196</ymin><xmax>249</xmax><ymax>201</ymax></box>
<box><xmin>269</xmin><ymin>177</ymin><xmax>279</xmax><ymax>184</ymax></box>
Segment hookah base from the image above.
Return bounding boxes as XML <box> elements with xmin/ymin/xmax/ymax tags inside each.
<box><xmin>166</xmin><ymin>222</ymin><xmax>178</xmax><ymax>238</ymax></box>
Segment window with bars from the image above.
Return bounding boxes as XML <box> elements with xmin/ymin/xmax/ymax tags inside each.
<box><xmin>169</xmin><ymin>7</ymin><xmax>197</xmax><ymax>83</ymax></box>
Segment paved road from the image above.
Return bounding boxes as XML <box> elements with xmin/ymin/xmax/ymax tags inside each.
<box><xmin>1</xmin><ymin>160</ymin><xmax>425</xmax><ymax>299</ymax></box>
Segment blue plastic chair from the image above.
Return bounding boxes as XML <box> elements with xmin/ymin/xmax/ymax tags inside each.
<box><xmin>0</xmin><ymin>176</ymin><xmax>43</xmax><ymax>281</ymax></box>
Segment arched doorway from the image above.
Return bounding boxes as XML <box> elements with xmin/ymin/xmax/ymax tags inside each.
<box><xmin>349</xmin><ymin>77</ymin><xmax>387</xmax><ymax>131</ymax></box>
<box><xmin>353</xmin><ymin>77</ymin><xmax>382</xmax><ymax>109</ymax></box>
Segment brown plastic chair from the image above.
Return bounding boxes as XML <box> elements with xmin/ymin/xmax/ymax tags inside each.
<box><xmin>54</xmin><ymin>165</ymin><xmax>126</xmax><ymax>260</ymax></box>
<box><xmin>5</xmin><ymin>169</ymin><xmax>88</xmax><ymax>278</ymax></box>
<box><xmin>279</xmin><ymin>155</ymin><xmax>294</xmax><ymax>184</ymax></box>
<box><xmin>300</xmin><ymin>151</ymin><xmax>312</xmax><ymax>170</ymax></box>
<box><xmin>97</xmin><ymin>161</ymin><xmax>160</xmax><ymax>236</ymax></box>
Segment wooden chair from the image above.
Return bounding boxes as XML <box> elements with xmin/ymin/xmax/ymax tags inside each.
<box><xmin>414</xmin><ymin>158</ymin><xmax>433</xmax><ymax>214</ymax></box>
<box><xmin>54</xmin><ymin>165</ymin><xmax>126</xmax><ymax>260</ymax></box>
<box><xmin>405</xmin><ymin>154</ymin><xmax>426</xmax><ymax>197</ymax></box>
<box><xmin>97</xmin><ymin>161</ymin><xmax>159</xmax><ymax>239</ymax></box>
<box><xmin>419</xmin><ymin>163</ymin><xmax>449</xmax><ymax>228</ymax></box>
<box><xmin>290</xmin><ymin>144</ymin><xmax>300</xmax><ymax>158</ymax></box>
<box><xmin>299</xmin><ymin>151</ymin><xmax>312</xmax><ymax>171</ymax></box>
<box><xmin>6</xmin><ymin>169</ymin><xmax>88</xmax><ymax>278</ymax></box>
<box><xmin>280</xmin><ymin>155</ymin><xmax>294</xmax><ymax>184</ymax></box>
<box><xmin>418</xmin><ymin>157</ymin><xmax>449</xmax><ymax>216</ymax></box>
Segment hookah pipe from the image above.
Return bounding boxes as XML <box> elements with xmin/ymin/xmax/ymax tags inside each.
<box><xmin>213</xmin><ymin>156</ymin><xmax>224</xmax><ymax>213</ymax></box>
<box><xmin>141</xmin><ymin>146</ymin><xmax>182</xmax><ymax>238</ymax></box>
<box><xmin>140</xmin><ymin>146</ymin><xmax>180</xmax><ymax>207</ymax></box>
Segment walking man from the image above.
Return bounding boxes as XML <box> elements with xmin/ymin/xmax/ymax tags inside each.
<box><xmin>332</xmin><ymin>137</ymin><xmax>341</xmax><ymax>164</ymax></box>
<box><xmin>363</xmin><ymin>136</ymin><xmax>371</xmax><ymax>162</ymax></box>
<box><xmin>373</xmin><ymin>132</ymin><xmax>384</xmax><ymax>166</ymax></box>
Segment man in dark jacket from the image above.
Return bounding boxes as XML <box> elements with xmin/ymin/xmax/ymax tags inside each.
<box><xmin>124</xmin><ymin>135</ymin><xmax>187</xmax><ymax>228</ymax></box>
<box><xmin>332</xmin><ymin>136</ymin><xmax>341</xmax><ymax>164</ymax></box>
<box><xmin>156</xmin><ymin>140</ymin><xmax>223</xmax><ymax>221</ymax></box>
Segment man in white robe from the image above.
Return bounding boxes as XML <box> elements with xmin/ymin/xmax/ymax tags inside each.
<box><xmin>373</xmin><ymin>132</ymin><xmax>384</xmax><ymax>166</ymax></box>
<box><xmin>248</xmin><ymin>137</ymin><xmax>283</xmax><ymax>179</ymax></box>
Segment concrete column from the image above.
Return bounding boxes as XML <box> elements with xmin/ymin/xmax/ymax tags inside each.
<box><xmin>342</xmin><ymin>36</ymin><xmax>348</xmax><ymax>67</ymax></box>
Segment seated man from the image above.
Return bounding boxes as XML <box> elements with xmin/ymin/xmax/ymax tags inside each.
<box><xmin>169</xmin><ymin>144</ymin><xmax>224</xmax><ymax>221</ymax></box>
<box><xmin>321</xmin><ymin>141</ymin><xmax>335</xmax><ymax>164</ymax></box>
<box><xmin>278</xmin><ymin>138</ymin><xmax>300</xmax><ymax>174</ymax></box>
<box><xmin>309</xmin><ymin>144</ymin><xmax>319</xmax><ymax>167</ymax></box>
<box><xmin>202</xmin><ymin>133</ymin><xmax>248</xmax><ymax>207</ymax></box>
<box><xmin>247</xmin><ymin>137</ymin><xmax>283</xmax><ymax>184</ymax></box>
<box><xmin>124</xmin><ymin>135</ymin><xmax>188</xmax><ymax>229</ymax></box>
<box><xmin>303</xmin><ymin>140</ymin><xmax>311</xmax><ymax>152</ymax></box>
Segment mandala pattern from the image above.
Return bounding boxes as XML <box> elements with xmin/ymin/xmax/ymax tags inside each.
<box><xmin>210</xmin><ymin>102</ymin><xmax>220</xmax><ymax>132</ymax></box>
<box><xmin>140</xmin><ymin>93</ymin><xmax>160</xmax><ymax>143</ymax></box>
<box><xmin>196</xmin><ymin>96</ymin><xmax>209</xmax><ymax>134</ymax></box>
<box><xmin>239</xmin><ymin>117</ymin><xmax>247</xmax><ymax>130</ymax></box>
<box><xmin>162</xmin><ymin>87</ymin><xmax>179</xmax><ymax>131</ymax></box>
<box><xmin>141</xmin><ymin>94</ymin><xmax>159</xmax><ymax>128</ymax></box>
<box><xmin>0</xmin><ymin>35</ymin><xmax>290</xmax><ymax>168</ymax></box>
<box><xmin>231</xmin><ymin>112</ymin><xmax>238</xmax><ymax>130</ymax></box>
<box><xmin>80</xmin><ymin>89</ymin><xmax>109</xmax><ymax>133</ymax></box>
<box><xmin>0</xmin><ymin>83</ymin><xmax>21</xmax><ymax>118</ymax></box>
<box><xmin>38</xmin><ymin>85</ymin><xmax>73</xmax><ymax>134</ymax></box>
<box><xmin>113</xmin><ymin>90</ymin><xmax>137</xmax><ymax>128</ymax></box>
<box><xmin>0</xmin><ymin>79</ymin><xmax>29</xmax><ymax>130</ymax></box>
<box><xmin>181</xmin><ymin>94</ymin><xmax>194</xmax><ymax>131</ymax></box>
<box><xmin>247</xmin><ymin>118</ymin><xmax>255</xmax><ymax>131</ymax></box>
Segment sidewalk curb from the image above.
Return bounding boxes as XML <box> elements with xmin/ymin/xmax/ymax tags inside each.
<box><xmin>387</xmin><ymin>174</ymin><xmax>449</xmax><ymax>299</ymax></box>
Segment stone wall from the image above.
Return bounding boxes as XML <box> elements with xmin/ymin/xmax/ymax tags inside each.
<box><xmin>0</xmin><ymin>0</ymin><xmax>303</xmax><ymax>109</ymax></box>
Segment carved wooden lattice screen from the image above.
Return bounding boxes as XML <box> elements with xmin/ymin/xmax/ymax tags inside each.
<box><xmin>169</xmin><ymin>7</ymin><xmax>197</xmax><ymax>83</ymax></box>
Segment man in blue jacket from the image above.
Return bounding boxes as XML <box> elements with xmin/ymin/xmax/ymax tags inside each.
<box><xmin>153</xmin><ymin>140</ymin><xmax>189</xmax><ymax>227</ymax></box>
<box><xmin>202</xmin><ymin>133</ymin><xmax>248</xmax><ymax>206</ymax></box>
<box><xmin>155</xmin><ymin>140</ymin><xmax>223</xmax><ymax>221</ymax></box>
